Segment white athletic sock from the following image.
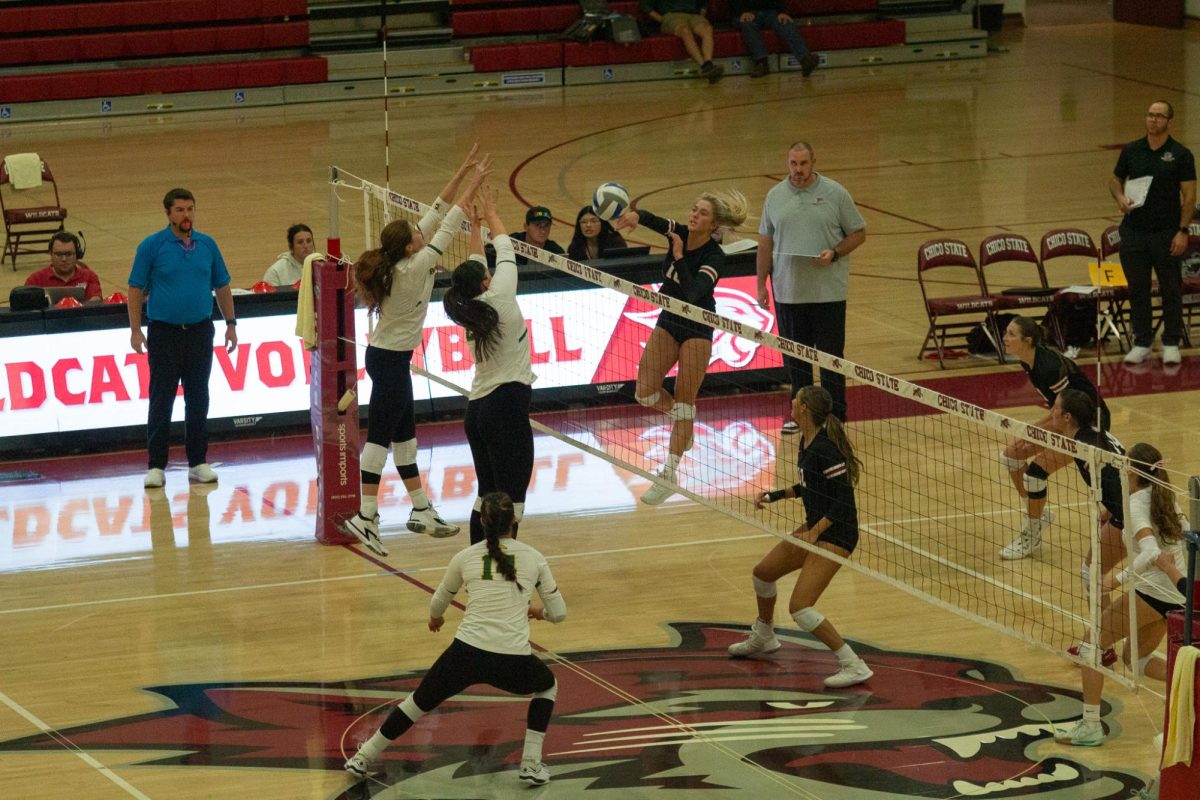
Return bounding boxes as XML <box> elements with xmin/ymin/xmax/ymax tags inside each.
<box><xmin>522</xmin><ymin>729</ymin><xmax>545</xmax><ymax>764</ymax></box>
<box><xmin>409</xmin><ymin>488</ymin><xmax>430</xmax><ymax>510</ymax></box>
<box><xmin>359</xmin><ymin>730</ymin><xmax>392</xmax><ymax>760</ymax></box>
<box><xmin>360</xmin><ymin>495</ymin><xmax>378</xmax><ymax>518</ymax></box>
<box><xmin>666</xmin><ymin>453</ymin><xmax>681</xmax><ymax>472</ymax></box>
<box><xmin>753</xmin><ymin>618</ymin><xmax>774</xmax><ymax>634</ymax></box>
<box><xmin>833</xmin><ymin>643</ymin><xmax>857</xmax><ymax>665</ymax></box>
<box><xmin>1082</xmin><ymin>703</ymin><xmax>1101</xmax><ymax>724</ymax></box>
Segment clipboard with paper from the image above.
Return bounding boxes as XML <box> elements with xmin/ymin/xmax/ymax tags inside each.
<box><xmin>1124</xmin><ymin>175</ymin><xmax>1152</xmax><ymax>210</ymax></box>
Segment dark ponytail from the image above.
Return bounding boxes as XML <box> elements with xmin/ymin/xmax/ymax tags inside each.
<box><xmin>443</xmin><ymin>259</ymin><xmax>501</xmax><ymax>360</ymax></box>
<box><xmin>480</xmin><ymin>491</ymin><xmax>520</xmax><ymax>587</ymax></box>
<box><xmin>797</xmin><ymin>385</ymin><xmax>861</xmax><ymax>485</ymax></box>
<box><xmin>1058</xmin><ymin>387</ymin><xmax>1096</xmax><ymax>431</ymax></box>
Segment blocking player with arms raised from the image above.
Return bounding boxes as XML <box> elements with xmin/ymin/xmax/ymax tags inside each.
<box><xmin>998</xmin><ymin>315</ymin><xmax>1112</xmax><ymax>560</ymax></box>
<box><xmin>345</xmin><ymin>492</ymin><xmax>567</xmax><ymax>784</ymax></box>
<box><xmin>614</xmin><ymin>190</ymin><xmax>747</xmax><ymax>505</ymax></box>
<box><xmin>727</xmin><ymin>385</ymin><xmax>873</xmax><ymax>689</ymax></box>
<box><xmin>443</xmin><ymin>187</ymin><xmax>538</xmax><ymax>544</ymax></box>
<box><xmin>340</xmin><ymin>147</ymin><xmax>492</xmax><ymax>557</ymax></box>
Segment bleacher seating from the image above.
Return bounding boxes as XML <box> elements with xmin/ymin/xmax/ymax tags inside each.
<box><xmin>462</xmin><ymin>0</ymin><xmax>905</xmax><ymax>74</ymax></box>
<box><xmin>0</xmin><ymin>0</ymin><xmax>319</xmax><ymax>105</ymax></box>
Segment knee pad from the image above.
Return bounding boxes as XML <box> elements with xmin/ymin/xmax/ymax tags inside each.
<box><xmin>1079</xmin><ymin>559</ymin><xmax>1091</xmax><ymax>590</ymax></box>
<box><xmin>1000</xmin><ymin>452</ymin><xmax>1026</xmax><ymax>472</ymax></box>
<box><xmin>635</xmin><ymin>390</ymin><xmax>661</xmax><ymax>408</ymax></box>
<box><xmin>1023</xmin><ymin>463</ymin><xmax>1049</xmax><ymax>498</ymax></box>
<box><xmin>791</xmin><ymin>606</ymin><xmax>825</xmax><ymax>632</ymax></box>
<box><xmin>752</xmin><ymin>575</ymin><xmax>777</xmax><ymax>599</ymax></box>
<box><xmin>400</xmin><ymin>695</ymin><xmax>427</xmax><ymax>721</ymax></box>
<box><xmin>669</xmin><ymin>402</ymin><xmax>695</xmax><ymax>422</ymax></box>
<box><xmin>1076</xmin><ymin>642</ymin><xmax>1095</xmax><ymax>661</ymax></box>
<box><xmin>392</xmin><ymin>438</ymin><xmax>417</xmax><ymax>466</ymax></box>
<box><xmin>361</xmin><ymin>442</ymin><xmax>388</xmax><ymax>475</ymax></box>
<box><xmin>532</xmin><ymin>682</ymin><xmax>557</xmax><ymax>702</ymax></box>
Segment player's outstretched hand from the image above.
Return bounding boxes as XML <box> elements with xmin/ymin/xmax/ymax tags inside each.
<box><xmin>429</xmin><ymin>615</ymin><xmax>444</xmax><ymax>632</ymax></box>
<box><xmin>614</xmin><ymin>208</ymin><xmax>640</xmax><ymax>233</ymax></box>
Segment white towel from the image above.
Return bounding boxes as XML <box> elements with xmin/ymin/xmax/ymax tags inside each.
<box><xmin>1163</xmin><ymin>644</ymin><xmax>1198</xmax><ymax>769</ymax></box>
<box><xmin>295</xmin><ymin>252</ymin><xmax>322</xmax><ymax>351</ymax></box>
<box><xmin>4</xmin><ymin>153</ymin><xmax>43</xmax><ymax>190</ymax></box>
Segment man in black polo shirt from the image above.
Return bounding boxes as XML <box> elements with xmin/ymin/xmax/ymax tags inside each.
<box><xmin>1110</xmin><ymin>100</ymin><xmax>1196</xmax><ymax>366</ymax></box>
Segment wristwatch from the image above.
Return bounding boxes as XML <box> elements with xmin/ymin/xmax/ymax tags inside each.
<box><xmin>829</xmin><ymin>249</ymin><xmax>840</xmax><ymax>262</ymax></box>
<box><xmin>1179</xmin><ymin>227</ymin><xmax>1190</xmax><ymax>235</ymax></box>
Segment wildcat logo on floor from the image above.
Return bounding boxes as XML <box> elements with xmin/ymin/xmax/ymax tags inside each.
<box><xmin>0</xmin><ymin>623</ymin><xmax>1147</xmax><ymax>799</ymax></box>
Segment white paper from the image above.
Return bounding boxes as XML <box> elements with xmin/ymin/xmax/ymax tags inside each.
<box><xmin>1124</xmin><ymin>175</ymin><xmax>1153</xmax><ymax>209</ymax></box>
<box><xmin>1061</xmin><ymin>285</ymin><xmax>1098</xmax><ymax>295</ymax></box>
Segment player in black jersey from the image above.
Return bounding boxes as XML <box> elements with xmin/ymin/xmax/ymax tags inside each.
<box><xmin>1050</xmin><ymin>388</ymin><xmax>1127</xmax><ymax>584</ymax></box>
<box><xmin>998</xmin><ymin>316</ymin><xmax>1111</xmax><ymax>560</ymax></box>
<box><xmin>727</xmin><ymin>386</ymin><xmax>873</xmax><ymax>689</ymax></box>
<box><xmin>614</xmin><ymin>190</ymin><xmax>747</xmax><ymax>506</ymax></box>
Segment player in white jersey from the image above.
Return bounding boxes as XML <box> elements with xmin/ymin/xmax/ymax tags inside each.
<box><xmin>345</xmin><ymin>492</ymin><xmax>567</xmax><ymax>785</ymax></box>
<box><xmin>1055</xmin><ymin>442</ymin><xmax>1189</xmax><ymax>748</ymax></box>
<box><xmin>443</xmin><ymin>188</ymin><xmax>538</xmax><ymax>543</ymax></box>
<box><xmin>340</xmin><ymin>147</ymin><xmax>491</xmax><ymax>556</ymax></box>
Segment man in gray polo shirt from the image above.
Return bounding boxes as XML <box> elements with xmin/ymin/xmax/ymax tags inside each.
<box><xmin>757</xmin><ymin>141</ymin><xmax>866</xmax><ymax>429</ymax></box>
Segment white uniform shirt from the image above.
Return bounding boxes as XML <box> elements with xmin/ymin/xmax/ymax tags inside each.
<box><xmin>466</xmin><ymin>235</ymin><xmax>536</xmax><ymax>400</ymax></box>
<box><xmin>263</xmin><ymin>252</ymin><xmax>304</xmax><ymax>287</ymax></box>
<box><xmin>371</xmin><ymin>200</ymin><xmax>465</xmax><ymax>352</ymax></box>
<box><xmin>1123</xmin><ymin>486</ymin><xmax>1188</xmax><ymax>604</ymax></box>
<box><xmin>431</xmin><ymin>538</ymin><xmax>565</xmax><ymax>655</ymax></box>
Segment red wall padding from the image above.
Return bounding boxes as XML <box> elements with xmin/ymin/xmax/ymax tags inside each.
<box><xmin>469</xmin><ymin>41</ymin><xmax>564</xmax><ymax>72</ymax></box>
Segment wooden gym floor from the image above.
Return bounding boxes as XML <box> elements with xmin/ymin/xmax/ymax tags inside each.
<box><xmin>2</xmin><ymin>17</ymin><xmax>1200</xmax><ymax>799</ymax></box>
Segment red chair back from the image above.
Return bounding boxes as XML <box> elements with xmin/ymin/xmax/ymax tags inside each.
<box><xmin>1100</xmin><ymin>225</ymin><xmax>1121</xmax><ymax>260</ymax></box>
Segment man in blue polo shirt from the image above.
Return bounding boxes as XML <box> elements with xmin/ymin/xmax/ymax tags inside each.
<box><xmin>127</xmin><ymin>188</ymin><xmax>238</xmax><ymax>489</ymax></box>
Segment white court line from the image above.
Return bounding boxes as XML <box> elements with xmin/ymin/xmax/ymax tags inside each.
<box><xmin>0</xmin><ymin>531</ymin><xmax>776</xmax><ymax>617</ymax></box>
<box><xmin>0</xmin><ymin>689</ymin><xmax>152</xmax><ymax>800</ymax></box>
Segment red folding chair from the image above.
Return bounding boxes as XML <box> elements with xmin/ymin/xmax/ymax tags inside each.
<box><xmin>1039</xmin><ymin>228</ymin><xmax>1125</xmax><ymax>353</ymax></box>
<box><xmin>917</xmin><ymin>238</ymin><xmax>1002</xmax><ymax>367</ymax></box>
<box><xmin>0</xmin><ymin>154</ymin><xmax>67</xmax><ymax>271</ymax></box>
<box><xmin>978</xmin><ymin>233</ymin><xmax>1060</xmax><ymax>343</ymax></box>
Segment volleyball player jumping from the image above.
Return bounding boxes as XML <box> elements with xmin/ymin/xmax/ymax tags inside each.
<box><xmin>443</xmin><ymin>187</ymin><xmax>538</xmax><ymax>543</ymax></box>
<box><xmin>345</xmin><ymin>491</ymin><xmax>567</xmax><ymax>784</ymax></box>
<box><xmin>614</xmin><ymin>190</ymin><xmax>747</xmax><ymax>505</ymax></box>
<box><xmin>728</xmin><ymin>385</ymin><xmax>873</xmax><ymax>689</ymax></box>
<box><xmin>998</xmin><ymin>315</ymin><xmax>1111</xmax><ymax>560</ymax></box>
<box><xmin>340</xmin><ymin>147</ymin><xmax>491</xmax><ymax>557</ymax></box>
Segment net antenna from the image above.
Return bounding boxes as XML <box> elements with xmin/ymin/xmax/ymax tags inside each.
<box><xmin>381</xmin><ymin>9</ymin><xmax>391</xmax><ymax>190</ymax></box>
<box><xmin>330</xmin><ymin>170</ymin><xmax>1191</xmax><ymax>696</ymax></box>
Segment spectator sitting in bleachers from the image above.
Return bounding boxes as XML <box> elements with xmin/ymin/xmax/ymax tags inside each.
<box><xmin>567</xmin><ymin>206</ymin><xmax>627</xmax><ymax>262</ymax></box>
<box><xmin>733</xmin><ymin>0</ymin><xmax>819</xmax><ymax>78</ymax></box>
<box><xmin>262</xmin><ymin>223</ymin><xmax>315</xmax><ymax>287</ymax></box>
<box><xmin>641</xmin><ymin>0</ymin><xmax>724</xmax><ymax>83</ymax></box>
<box><xmin>24</xmin><ymin>231</ymin><xmax>102</xmax><ymax>303</ymax></box>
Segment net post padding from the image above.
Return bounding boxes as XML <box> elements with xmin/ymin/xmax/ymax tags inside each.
<box><xmin>310</xmin><ymin>258</ymin><xmax>360</xmax><ymax>545</ymax></box>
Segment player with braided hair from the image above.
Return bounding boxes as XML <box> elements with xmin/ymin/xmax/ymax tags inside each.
<box><xmin>727</xmin><ymin>385</ymin><xmax>872</xmax><ymax>689</ymax></box>
<box><xmin>345</xmin><ymin>492</ymin><xmax>567</xmax><ymax>785</ymax></box>
<box><xmin>614</xmin><ymin>189</ymin><xmax>748</xmax><ymax>506</ymax></box>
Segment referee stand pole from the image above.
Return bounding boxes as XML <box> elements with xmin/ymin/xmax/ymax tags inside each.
<box><xmin>310</xmin><ymin>257</ymin><xmax>360</xmax><ymax>545</ymax></box>
<box><xmin>1159</xmin><ymin>475</ymin><xmax>1200</xmax><ymax>799</ymax></box>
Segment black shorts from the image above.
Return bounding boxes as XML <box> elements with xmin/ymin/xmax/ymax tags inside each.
<box><xmin>657</xmin><ymin>310</ymin><xmax>713</xmax><ymax>344</ymax></box>
<box><xmin>816</xmin><ymin>525</ymin><xmax>859</xmax><ymax>555</ymax></box>
<box><xmin>412</xmin><ymin>638</ymin><xmax>555</xmax><ymax>713</ymax></box>
<box><xmin>1136</xmin><ymin>590</ymin><xmax>1184</xmax><ymax>620</ymax></box>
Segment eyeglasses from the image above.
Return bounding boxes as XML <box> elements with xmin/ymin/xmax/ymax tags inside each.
<box><xmin>1147</xmin><ymin>112</ymin><xmax>1171</xmax><ymax>120</ymax></box>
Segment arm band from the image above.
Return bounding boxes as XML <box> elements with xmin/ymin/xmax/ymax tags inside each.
<box><xmin>766</xmin><ymin>489</ymin><xmax>788</xmax><ymax>503</ymax></box>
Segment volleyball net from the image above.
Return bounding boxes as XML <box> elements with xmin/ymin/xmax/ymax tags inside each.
<box><xmin>329</xmin><ymin>167</ymin><xmax>1198</xmax><ymax>693</ymax></box>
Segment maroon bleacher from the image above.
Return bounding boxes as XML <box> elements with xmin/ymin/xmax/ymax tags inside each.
<box><xmin>0</xmin><ymin>0</ymin><xmax>318</xmax><ymax>104</ymax></box>
<box><xmin>0</xmin><ymin>57</ymin><xmax>327</xmax><ymax>103</ymax></box>
<box><xmin>463</xmin><ymin>0</ymin><xmax>902</xmax><ymax>73</ymax></box>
